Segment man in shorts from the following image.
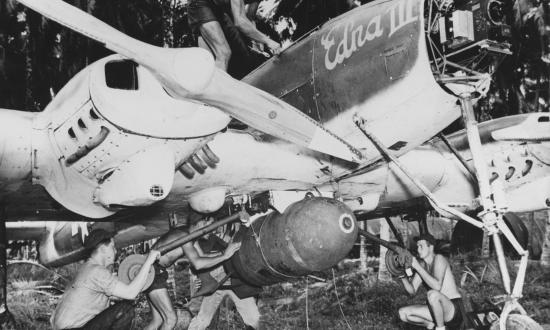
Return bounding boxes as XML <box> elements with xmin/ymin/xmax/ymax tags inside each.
<box><xmin>52</xmin><ymin>229</ymin><xmax>160</xmax><ymax>330</ymax></box>
<box><xmin>187</xmin><ymin>0</ymin><xmax>281</xmax><ymax>71</ymax></box>
<box><xmin>144</xmin><ymin>221</ymin><xmax>241</xmax><ymax>330</ymax></box>
<box><xmin>398</xmin><ymin>233</ymin><xmax>464</xmax><ymax>330</ymax></box>
<box><xmin>187</xmin><ymin>218</ymin><xmax>261</xmax><ymax>330</ymax></box>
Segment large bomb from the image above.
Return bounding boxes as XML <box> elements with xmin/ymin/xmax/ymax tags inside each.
<box><xmin>226</xmin><ymin>197</ymin><xmax>358</xmax><ymax>286</ymax></box>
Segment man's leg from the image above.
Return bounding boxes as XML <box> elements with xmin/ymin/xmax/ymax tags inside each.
<box><xmin>227</xmin><ymin>291</ymin><xmax>261</xmax><ymax>329</ymax></box>
<box><xmin>198</xmin><ymin>21</ymin><xmax>232</xmax><ymax>71</ymax></box>
<box><xmin>82</xmin><ymin>301</ymin><xmax>134</xmax><ymax>330</ymax></box>
<box><xmin>145</xmin><ymin>288</ymin><xmax>177</xmax><ymax>330</ymax></box>
<box><xmin>426</xmin><ymin>290</ymin><xmax>456</xmax><ymax>328</ymax></box>
<box><xmin>144</xmin><ymin>297</ymin><xmax>163</xmax><ymax>330</ymax></box>
<box><xmin>398</xmin><ymin>305</ymin><xmax>435</xmax><ymax>329</ymax></box>
<box><xmin>188</xmin><ymin>291</ymin><xmax>225</xmax><ymax>330</ymax></box>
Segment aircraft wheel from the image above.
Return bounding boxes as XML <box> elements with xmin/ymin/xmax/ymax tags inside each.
<box><xmin>451</xmin><ymin>212</ymin><xmax>529</xmax><ymax>258</ymax></box>
<box><xmin>502</xmin><ymin>213</ymin><xmax>529</xmax><ymax>258</ymax></box>
<box><xmin>489</xmin><ymin>314</ymin><xmax>543</xmax><ymax>330</ymax></box>
<box><xmin>385</xmin><ymin>249</ymin><xmax>405</xmax><ymax>277</ymax></box>
<box><xmin>118</xmin><ymin>254</ymin><xmax>155</xmax><ymax>292</ymax></box>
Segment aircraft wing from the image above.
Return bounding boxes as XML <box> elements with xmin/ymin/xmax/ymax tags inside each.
<box><xmin>16</xmin><ymin>0</ymin><xmax>362</xmax><ymax>163</ymax></box>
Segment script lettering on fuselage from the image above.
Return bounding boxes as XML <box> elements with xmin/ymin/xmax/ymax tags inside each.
<box><xmin>321</xmin><ymin>0</ymin><xmax>419</xmax><ymax>70</ymax></box>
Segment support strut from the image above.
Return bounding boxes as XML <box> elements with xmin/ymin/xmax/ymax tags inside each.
<box><xmin>354</xmin><ymin>95</ymin><xmax>531</xmax><ymax>328</ymax></box>
<box><xmin>154</xmin><ymin>211</ymin><xmax>247</xmax><ymax>254</ymax></box>
<box><xmin>459</xmin><ymin>95</ymin><xmax>529</xmax><ymax>329</ymax></box>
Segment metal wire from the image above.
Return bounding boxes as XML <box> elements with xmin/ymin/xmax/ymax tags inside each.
<box><xmin>332</xmin><ymin>268</ymin><xmax>352</xmax><ymax>330</ymax></box>
<box><xmin>305</xmin><ymin>276</ymin><xmax>310</xmax><ymax>330</ymax></box>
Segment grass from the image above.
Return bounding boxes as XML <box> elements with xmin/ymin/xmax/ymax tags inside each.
<box><xmin>5</xmin><ymin>252</ymin><xmax>550</xmax><ymax>329</ymax></box>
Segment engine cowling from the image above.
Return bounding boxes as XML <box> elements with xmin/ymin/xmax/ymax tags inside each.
<box><xmin>0</xmin><ymin>109</ymin><xmax>33</xmax><ymax>184</ymax></box>
<box><xmin>226</xmin><ymin>197</ymin><xmax>358</xmax><ymax>286</ymax></box>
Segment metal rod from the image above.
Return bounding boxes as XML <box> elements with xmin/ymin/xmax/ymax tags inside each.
<box><xmin>358</xmin><ymin>229</ymin><xmax>399</xmax><ymax>252</ymax></box>
<box><xmin>496</xmin><ymin>220</ymin><xmax>529</xmax><ymax>297</ymax></box>
<box><xmin>459</xmin><ymin>95</ymin><xmax>493</xmax><ymax>210</ymax></box>
<box><xmin>437</xmin><ymin>133</ymin><xmax>477</xmax><ymax>183</ymax></box>
<box><xmin>353</xmin><ymin>116</ymin><xmax>484</xmax><ymax>229</ymax></box>
<box><xmin>492</xmin><ymin>234</ymin><xmax>511</xmax><ymax>294</ymax></box>
<box><xmin>157</xmin><ymin>211</ymin><xmax>246</xmax><ymax>254</ymax></box>
<box><xmin>385</xmin><ymin>217</ymin><xmax>405</xmax><ymax>247</ymax></box>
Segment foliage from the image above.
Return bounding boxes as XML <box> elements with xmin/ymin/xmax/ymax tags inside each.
<box><xmin>5</xmin><ymin>251</ymin><xmax>550</xmax><ymax>329</ymax></box>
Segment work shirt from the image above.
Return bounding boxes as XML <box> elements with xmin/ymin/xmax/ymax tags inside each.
<box><xmin>51</xmin><ymin>259</ymin><xmax>118</xmax><ymax>329</ymax></box>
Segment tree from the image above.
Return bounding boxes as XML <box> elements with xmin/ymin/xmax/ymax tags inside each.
<box><xmin>378</xmin><ymin>219</ymin><xmax>391</xmax><ymax>281</ymax></box>
<box><xmin>540</xmin><ymin>211</ymin><xmax>550</xmax><ymax>267</ymax></box>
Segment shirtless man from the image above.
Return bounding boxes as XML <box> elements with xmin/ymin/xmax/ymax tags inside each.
<box><xmin>144</xmin><ymin>220</ymin><xmax>241</xmax><ymax>330</ymax></box>
<box><xmin>398</xmin><ymin>233</ymin><xmax>463</xmax><ymax>330</ymax></box>
<box><xmin>187</xmin><ymin>0</ymin><xmax>281</xmax><ymax>71</ymax></box>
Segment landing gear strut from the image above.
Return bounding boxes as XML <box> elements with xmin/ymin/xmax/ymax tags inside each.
<box><xmin>354</xmin><ymin>93</ymin><xmax>538</xmax><ymax>329</ymax></box>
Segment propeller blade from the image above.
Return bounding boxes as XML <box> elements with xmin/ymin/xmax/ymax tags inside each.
<box><xmin>17</xmin><ymin>0</ymin><xmax>363</xmax><ymax>162</ymax></box>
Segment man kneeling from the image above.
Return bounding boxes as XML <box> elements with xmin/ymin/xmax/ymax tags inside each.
<box><xmin>398</xmin><ymin>234</ymin><xmax>464</xmax><ymax>330</ymax></box>
<box><xmin>52</xmin><ymin>229</ymin><xmax>160</xmax><ymax>330</ymax></box>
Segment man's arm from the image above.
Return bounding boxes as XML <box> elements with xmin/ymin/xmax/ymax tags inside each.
<box><xmin>194</xmin><ymin>241</ymin><xmax>223</xmax><ymax>258</ymax></box>
<box><xmin>230</xmin><ymin>0</ymin><xmax>280</xmax><ymax>53</ymax></box>
<box><xmin>111</xmin><ymin>250</ymin><xmax>160</xmax><ymax>300</ymax></box>
<box><xmin>245</xmin><ymin>1</ymin><xmax>259</xmax><ymax>21</ymax></box>
<box><xmin>412</xmin><ymin>255</ymin><xmax>447</xmax><ymax>291</ymax></box>
<box><xmin>400</xmin><ymin>272</ymin><xmax>422</xmax><ymax>295</ymax></box>
<box><xmin>183</xmin><ymin>241</ymin><xmax>241</xmax><ymax>270</ymax></box>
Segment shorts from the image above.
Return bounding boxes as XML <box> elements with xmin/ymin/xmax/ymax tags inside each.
<box><xmin>187</xmin><ymin>0</ymin><xmax>224</xmax><ymax>34</ymax></box>
<box><xmin>445</xmin><ymin>298</ymin><xmax>464</xmax><ymax>328</ymax></box>
<box><xmin>426</xmin><ymin>297</ymin><xmax>464</xmax><ymax>329</ymax></box>
<box><xmin>144</xmin><ymin>265</ymin><xmax>168</xmax><ymax>294</ymax></box>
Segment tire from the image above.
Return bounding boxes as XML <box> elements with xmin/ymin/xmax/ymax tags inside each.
<box><xmin>489</xmin><ymin>314</ymin><xmax>543</xmax><ymax>330</ymax></box>
<box><xmin>450</xmin><ymin>213</ymin><xmax>529</xmax><ymax>258</ymax></box>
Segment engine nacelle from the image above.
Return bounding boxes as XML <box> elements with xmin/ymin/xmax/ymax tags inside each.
<box><xmin>226</xmin><ymin>197</ymin><xmax>358</xmax><ymax>286</ymax></box>
<box><xmin>0</xmin><ymin>109</ymin><xmax>33</xmax><ymax>183</ymax></box>
<box><xmin>93</xmin><ymin>145</ymin><xmax>175</xmax><ymax>208</ymax></box>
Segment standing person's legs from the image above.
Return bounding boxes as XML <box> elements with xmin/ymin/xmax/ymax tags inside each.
<box><xmin>146</xmin><ymin>288</ymin><xmax>177</xmax><ymax>330</ymax></box>
<box><xmin>227</xmin><ymin>291</ymin><xmax>260</xmax><ymax>329</ymax></box>
<box><xmin>81</xmin><ymin>301</ymin><xmax>135</xmax><ymax>330</ymax></box>
<box><xmin>188</xmin><ymin>291</ymin><xmax>226</xmax><ymax>330</ymax></box>
<box><xmin>144</xmin><ymin>296</ymin><xmax>163</xmax><ymax>330</ymax></box>
<box><xmin>198</xmin><ymin>21</ymin><xmax>232</xmax><ymax>71</ymax></box>
<box><xmin>398</xmin><ymin>304</ymin><xmax>435</xmax><ymax>329</ymax></box>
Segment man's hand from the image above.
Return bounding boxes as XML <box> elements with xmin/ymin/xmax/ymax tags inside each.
<box><xmin>194</xmin><ymin>278</ymin><xmax>202</xmax><ymax>291</ymax></box>
<box><xmin>145</xmin><ymin>250</ymin><xmax>161</xmax><ymax>265</ymax></box>
<box><xmin>411</xmin><ymin>257</ymin><xmax>421</xmax><ymax>270</ymax></box>
<box><xmin>266</xmin><ymin>39</ymin><xmax>281</xmax><ymax>55</ymax></box>
<box><xmin>223</xmin><ymin>242</ymin><xmax>242</xmax><ymax>258</ymax></box>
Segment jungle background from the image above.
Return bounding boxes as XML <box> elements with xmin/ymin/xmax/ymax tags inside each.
<box><xmin>1</xmin><ymin>0</ymin><xmax>550</xmax><ymax>329</ymax></box>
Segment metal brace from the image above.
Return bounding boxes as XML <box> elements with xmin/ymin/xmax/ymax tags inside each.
<box><xmin>353</xmin><ymin>95</ymin><xmax>530</xmax><ymax>329</ymax></box>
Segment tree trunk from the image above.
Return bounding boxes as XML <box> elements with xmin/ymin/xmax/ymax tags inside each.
<box><xmin>0</xmin><ymin>207</ymin><xmax>15</xmax><ymax>327</ymax></box>
<box><xmin>378</xmin><ymin>219</ymin><xmax>391</xmax><ymax>281</ymax></box>
<box><xmin>540</xmin><ymin>210</ymin><xmax>550</xmax><ymax>267</ymax></box>
<box><xmin>359</xmin><ymin>221</ymin><xmax>367</xmax><ymax>272</ymax></box>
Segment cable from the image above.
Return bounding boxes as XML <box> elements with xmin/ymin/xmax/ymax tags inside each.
<box><xmin>332</xmin><ymin>268</ymin><xmax>352</xmax><ymax>330</ymax></box>
<box><xmin>305</xmin><ymin>276</ymin><xmax>310</xmax><ymax>330</ymax></box>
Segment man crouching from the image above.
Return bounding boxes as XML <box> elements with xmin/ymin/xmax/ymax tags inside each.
<box><xmin>398</xmin><ymin>233</ymin><xmax>464</xmax><ymax>330</ymax></box>
<box><xmin>52</xmin><ymin>229</ymin><xmax>160</xmax><ymax>330</ymax></box>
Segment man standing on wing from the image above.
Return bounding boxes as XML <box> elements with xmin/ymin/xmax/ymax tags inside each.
<box><xmin>187</xmin><ymin>0</ymin><xmax>281</xmax><ymax>71</ymax></box>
